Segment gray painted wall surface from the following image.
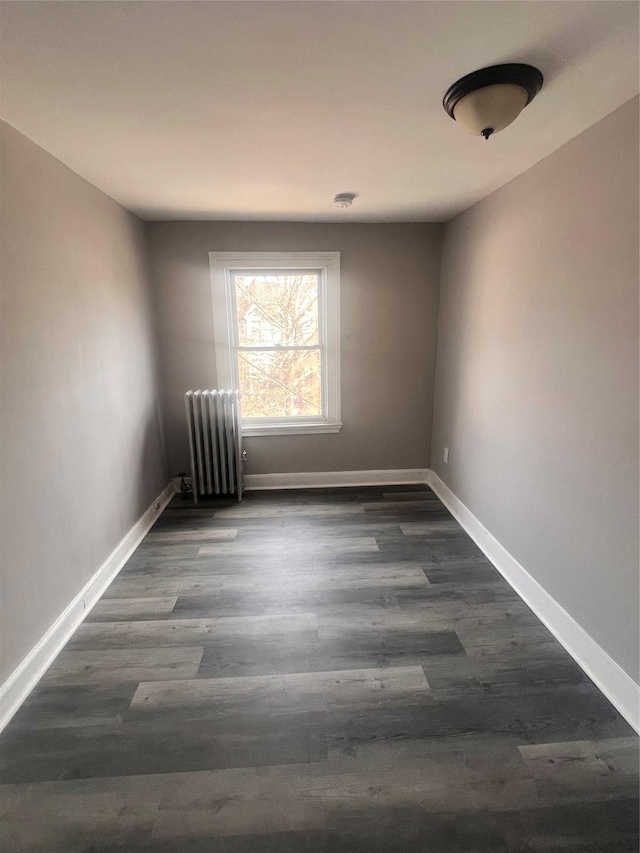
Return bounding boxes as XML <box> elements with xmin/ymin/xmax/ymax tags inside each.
<box><xmin>0</xmin><ymin>122</ymin><xmax>168</xmax><ymax>684</ymax></box>
<box><xmin>431</xmin><ymin>97</ymin><xmax>639</xmax><ymax>681</ymax></box>
<box><xmin>147</xmin><ymin>222</ymin><xmax>442</xmax><ymax>477</ymax></box>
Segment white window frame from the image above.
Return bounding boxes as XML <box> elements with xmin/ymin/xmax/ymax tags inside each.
<box><xmin>209</xmin><ymin>251</ymin><xmax>341</xmax><ymax>437</ymax></box>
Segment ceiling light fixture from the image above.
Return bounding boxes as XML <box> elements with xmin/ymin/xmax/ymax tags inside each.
<box><xmin>333</xmin><ymin>193</ymin><xmax>355</xmax><ymax>208</ymax></box>
<box><xmin>443</xmin><ymin>63</ymin><xmax>543</xmax><ymax>140</ymax></box>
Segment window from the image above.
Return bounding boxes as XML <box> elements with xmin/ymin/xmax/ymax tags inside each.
<box><xmin>210</xmin><ymin>252</ymin><xmax>341</xmax><ymax>436</ymax></box>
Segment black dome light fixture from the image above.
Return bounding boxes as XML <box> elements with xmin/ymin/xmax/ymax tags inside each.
<box><xmin>443</xmin><ymin>63</ymin><xmax>543</xmax><ymax>140</ymax></box>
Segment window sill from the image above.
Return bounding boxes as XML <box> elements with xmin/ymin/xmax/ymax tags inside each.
<box><xmin>241</xmin><ymin>422</ymin><xmax>343</xmax><ymax>437</ymax></box>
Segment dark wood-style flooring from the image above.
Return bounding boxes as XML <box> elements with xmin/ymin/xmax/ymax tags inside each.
<box><xmin>1</xmin><ymin>485</ymin><xmax>638</xmax><ymax>852</ymax></box>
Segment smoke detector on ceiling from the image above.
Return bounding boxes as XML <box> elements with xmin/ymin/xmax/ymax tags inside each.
<box><xmin>333</xmin><ymin>193</ymin><xmax>355</xmax><ymax>208</ymax></box>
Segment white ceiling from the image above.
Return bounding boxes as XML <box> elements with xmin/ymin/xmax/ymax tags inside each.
<box><xmin>1</xmin><ymin>1</ymin><xmax>638</xmax><ymax>222</ymax></box>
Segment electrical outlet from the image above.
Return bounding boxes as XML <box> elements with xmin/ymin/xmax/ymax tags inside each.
<box><xmin>443</xmin><ymin>447</ymin><xmax>449</xmax><ymax>464</ymax></box>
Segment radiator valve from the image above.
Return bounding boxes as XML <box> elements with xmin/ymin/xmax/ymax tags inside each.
<box><xmin>178</xmin><ymin>472</ymin><xmax>192</xmax><ymax>500</ymax></box>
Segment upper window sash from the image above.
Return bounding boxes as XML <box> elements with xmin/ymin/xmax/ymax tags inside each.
<box><xmin>229</xmin><ymin>268</ymin><xmax>322</xmax><ymax>352</ymax></box>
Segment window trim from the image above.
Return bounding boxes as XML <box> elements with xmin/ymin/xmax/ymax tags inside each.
<box><xmin>209</xmin><ymin>251</ymin><xmax>341</xmax><ymax>436</ymax></box>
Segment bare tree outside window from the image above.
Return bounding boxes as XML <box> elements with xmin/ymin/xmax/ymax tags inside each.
<box><xmin>234</xmin><ymin>273</ymin><xmax>322</xmax><ymax>418</ymax></box>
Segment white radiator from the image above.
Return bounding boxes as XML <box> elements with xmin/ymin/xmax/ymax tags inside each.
<box><xmin>185</xmin><ymin>390</ymin><xmax>244</xmax><ymax>503</ymax></box>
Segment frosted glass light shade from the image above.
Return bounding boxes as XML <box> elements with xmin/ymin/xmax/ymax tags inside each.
<box><xmin>453</xmin><ymin>83</ymin><xmax>529</xmax><ymax>137</ymax></box>
<box><xmin>443</xmin><ymin>64</ymin><xmax>543</xmax><ymax>140</ymax></box>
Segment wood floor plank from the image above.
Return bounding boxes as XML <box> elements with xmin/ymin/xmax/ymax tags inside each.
<box><xmin>394</xmin><ymin>579</ymin><xmax>518</xmax><ymax>606</ymax></box>
<box><xmin>103</xmin><ymin>576</ymin><xmax>227</xmax><ymax>599</ymax></box>
<box><xmin>323</xmin><ymin>685</ymin><xmax>628</xmax><ymax>746</ymax></box>
<box><xmin>171</xmin><ymin>587</ymin><xmax>399</xmax><ymax>619</ymax></box>
<box><xmin>86</xmin><ymin>597</ymin><xmax>178</xmax><ymax>622</ymax></box>
<box><xmin>496</xmin><ymin>798</ymin><xmax>640</xmax><ymax>853</ymax></box>
<box><xmin>181</xmin><ymin>565</ymin><xmax>429</xmax><ymax>594</ymax></box>
<box><xmin>198</xmin><ymin>538</ymin><xmax>380</xmax><ymax>557</ymax></box>
<box><xmin>213</xmin><ymin>504</ymin><xmax>366</xmax><ymax>519</ymax></box>
<box><xmin>0</xmin><ymin>715</ymin><xmax>327</xmax><ymax>783</ymax></box>
<box><xmin>146</xmin><ymin>757</ymin><xmax>535</xmax><ymax>841</ymax></box>
<box><xmin>4</xmin><ymin>683</ymin><xmax>139</xmax><ymax>730</ymax></box>
<box><xmin>423</xmin><ymin>563</ymin><xmax>502</xmax><ymax>584</ymax></box>
<box><xmin>317</xmin><ymin>603</ymin><xmax>545</xmax><ymax>640</ymax></box>
<box><xmin>0</xmin><ymin>778</ymin><xmax>160</xmax><ymax>853</ymax></box>
<box><xmin>380</xmin><ymin>491</ymin><xmax>438</xmax><ymax>500</ymax></box>
<box><xmin>68</xmin><ymin>613</ymin><xmax>318</xmax><ymax>650</ymax></box>
<box><xmin>195</xmin><ymin>631</ymin><xmax>464</xmax><ymax>679</ymax></box>
<box><xmin>125</xmin><ymin>544</ymin><xmax>201</xmax><ymax>561</ymax></box>
<box><xmin>517</xmin><ymin>737</ymin><xmax>639</xmax><ymax>803</ymax></box>
<box><xmin>130</xmin><ymin>666</ymin><xmax>431</xmax><ymax>716</ymax></box>
<box><xmin>122</xmin><ymin>557</ymin><xmax>433</xmax><ymax>582</ymax></box>
<box><xmin>400</xmin><ymin>520</ymin><xmax>465</xmax><ymax>535</ymax></box>
<box><xmin>145</xmin><ymin>529</ymin><xmax>238</xmax><ymax>542</ymax></box>
<box><xmin>362</xmin><ymin>499</ymin><xmax>443</xmax><ymax>511</ymax></box>
<box><xmin>421</xmin><ymin>651</ymin><xmax>587</xmax><ymax>697</ymax></box>
<box><xmin>41</xmin><ymin>647</ymin><xmax>204</xmax><ymax>685</ymax></box>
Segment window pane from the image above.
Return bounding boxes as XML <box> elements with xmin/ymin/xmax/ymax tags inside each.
<box><xmin>238</xmin><ymin>349</ymin><xmax>321</xmax><ymax>418</ymax></box>
<box><xmin>234</xmin><ymin>273</ymin><xmax>319</xmax><ymax>346</ymax></box>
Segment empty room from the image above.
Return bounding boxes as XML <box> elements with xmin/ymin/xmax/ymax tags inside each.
<box><xmin>0</xmin><ymin>1</ymin><xmax>638</xmax><ymax>851</ymax></box>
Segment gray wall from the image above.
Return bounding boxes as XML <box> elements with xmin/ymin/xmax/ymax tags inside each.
<box><xmin>431</xmin><ymin>97</ymin><xmax>639</xmax><ymax>681</ymax></box>
<box><xmin>0</xmin><ymin>122</ymin><xmax>168</xmax><ymax>685</ymax></box>
<box><xmin>147</xmin><ymin>222</ymin><xmax>442</xmax><ymax>476</ymax></box>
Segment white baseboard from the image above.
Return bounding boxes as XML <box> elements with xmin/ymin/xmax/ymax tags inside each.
<box><xmin>427</xmin><ymin>470</ymin><xmax>640</xmax><ymax>733</ymax></box>
<box><xmin>244</xmin><ymin>468</ymin><xmax>430</xmax><ymax>490</ymax></box>
<box><xmin>0</xmin><ymin>481</ymin><xmax>175</xmax><ymax>733</ymax></box>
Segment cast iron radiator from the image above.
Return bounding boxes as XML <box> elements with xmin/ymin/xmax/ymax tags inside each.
<box><xmin>184</xmin><ymin>389</ymin><xmax>243</xmax><ymax>503</ymax></box>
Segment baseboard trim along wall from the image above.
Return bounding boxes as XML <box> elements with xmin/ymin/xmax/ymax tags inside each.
<box><xmin>427</xmin><ymin>470</ymin><xmax>640</xmax><ymax>734</ymax></box>
<box><xmin>0</xmin><ymin>481</ymin><xmax>175</xmax><ymax>733</ymax></box>
<box><xmin>244</xmin><ymin>469</ymin><xmax>430</xmax><ymax>490</ymax></box>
